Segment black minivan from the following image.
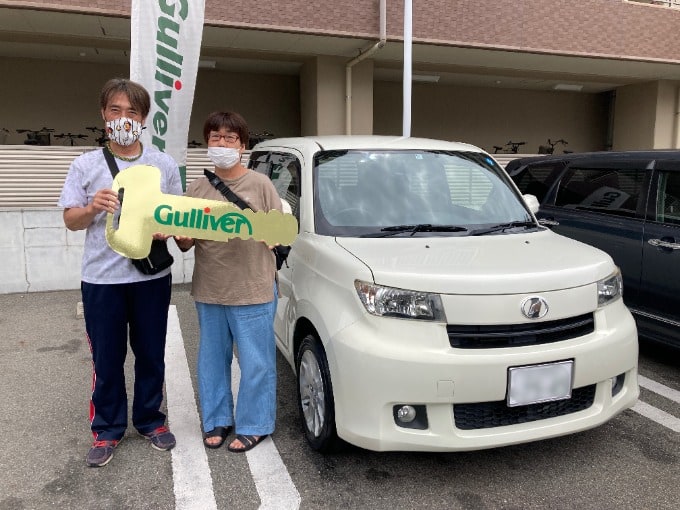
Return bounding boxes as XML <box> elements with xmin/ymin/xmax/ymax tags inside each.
<box><xmin>506</xmin><ymin>150</ymin><xmax>680</xmax><ymax>349</ymax></box>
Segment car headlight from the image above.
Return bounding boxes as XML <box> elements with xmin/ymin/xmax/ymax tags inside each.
<box><xmin>597</xmin><ymin>268</ymin><xmax>623</xmax><ymax>307</ymax></box>
<box><xmin>354</xmin><ymin>280</ymin><xmax>447</xmax><ymax>321</ymax></box>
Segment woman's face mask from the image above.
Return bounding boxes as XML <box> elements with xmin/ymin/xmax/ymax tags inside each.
<box><xmin>106</xmin><ymin>117</ymin><xmax>144</xmax><ymax>147</ymax></box>
<box><xmin>207</xmin><ymin>147</ymin><xmax>241</xmax><ymax>169</ymax></box>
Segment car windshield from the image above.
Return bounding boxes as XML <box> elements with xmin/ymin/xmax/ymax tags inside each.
<box><xmin>313</xmin><ymin>149</ymin><xmax>537</xmax><ymax>237</ymax></box>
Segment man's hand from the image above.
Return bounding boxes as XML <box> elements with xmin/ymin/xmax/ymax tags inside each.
<box><xmin>173</xmin><ymin>235</ymin><xmax>195</xmax><ymax>252</ymax></box>
<box><xmin>93</xmin><ymin>189</ymin><xmax>119</xmax><ymax>214</ymax></box>
<box><xmin>64</xmin><ymin>188</ymin><xmax>118</xmax><ymax>231</ymax></box>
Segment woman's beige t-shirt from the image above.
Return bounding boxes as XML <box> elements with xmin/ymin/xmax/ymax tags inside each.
<box><xmin>186</xmin><ymin>170</ymin><xmax>282</xmax><ymax>306</ymax></box>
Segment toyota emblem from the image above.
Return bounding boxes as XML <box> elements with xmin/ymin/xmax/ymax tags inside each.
<box><xmin>520</xmin><ymin>296</ymin><xmax>549</xmax><ymax>319</ymax></box>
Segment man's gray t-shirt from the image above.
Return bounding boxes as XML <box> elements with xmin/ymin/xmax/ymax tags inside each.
<box><xmin>58</xmin><ymin>146</ymin><xmax>183</xmax><ymax>284</ymax></box>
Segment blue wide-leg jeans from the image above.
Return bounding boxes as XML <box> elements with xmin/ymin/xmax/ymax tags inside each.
<box><xmin>195</xmin><ymin>291</ymin><xmax>277</xmax><ymax>436</ymax></box>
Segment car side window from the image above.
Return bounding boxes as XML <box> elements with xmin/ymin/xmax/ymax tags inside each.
<box><xmin>249</xmin><ymin>151</ymin><xmax>272</xmax><ymax>175</ymax></box>
<box><xmin>555</xmin><ymin>166</ymin><xmax>646</xmax><ymax>217</ymax></box>
<box><xmin>269</xmin><ymin>153</ymin><xmax>301</xmax><ymax>218</ymax></box>
<box><xmin>513</xmin><ymin>162</ymin><xmax>562</xmax><ymax>202</ymax></box>
<box><xmin>656</xmin><ymin>171</ymin><xmax>680</xmax><ymax>225</ymax></box>
<box><xmin>249</xmin><ymin>151</ymin><xmax>301</xmax><ymax>217</ymax></box>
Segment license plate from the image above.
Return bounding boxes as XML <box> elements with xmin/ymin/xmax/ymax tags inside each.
<box><xmin>507</xmin><ymin>360</ymin><xmax>573</xmax><ymax>407</ymax></box>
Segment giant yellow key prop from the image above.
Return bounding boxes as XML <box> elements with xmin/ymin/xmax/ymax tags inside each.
<box><xmin>106</xmin><ymin>164</ymin><xmax>298</xmax><ymax>259</ymax></box>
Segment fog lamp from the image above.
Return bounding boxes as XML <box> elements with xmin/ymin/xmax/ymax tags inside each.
<box><xmin>393</xmin><ymin>404</ymin><xmax>428</xmax><ymax>429</ymax></box>
<box><xmin>396</xmin><ymin>405</ymin><xmax>416</xmax><ymax>423</ymax></box>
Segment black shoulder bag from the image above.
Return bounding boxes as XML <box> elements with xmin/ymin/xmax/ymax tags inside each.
<box><xmin>204</xmin><ymin>168</ymin><xmax>291</xmax><ymax>270</ymax></box>
<box><xmin>103</xmin><ymin>148</ymin><xmax>174</xmax><ymax>275</ymax></box>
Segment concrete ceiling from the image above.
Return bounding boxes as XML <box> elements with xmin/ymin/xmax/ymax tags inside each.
<box><xmin>1</xmin><ymin>7</ymin><xmax>680</xmax><ymax>94</ymax></box>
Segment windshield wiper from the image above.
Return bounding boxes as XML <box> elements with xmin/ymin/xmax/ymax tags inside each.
<box><xmin>469</xmin><ymin>221</ymin><xmax>538</xmax><ymax>236</ymax></box>
<box><xmin>376</xmin><ymin>224</ymin><xmax>468</xmax><ymax>237</ymax></box>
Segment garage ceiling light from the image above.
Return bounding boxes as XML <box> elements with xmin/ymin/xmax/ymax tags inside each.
<box><xmin>412</xmin><ymin>74</ymin><xmax>440</xmax><ymax>83</ymax></box>
<box><xmin>553</xmin><ymin>83</ymin><xmax>583</xmax><ymax>91</ymax></box>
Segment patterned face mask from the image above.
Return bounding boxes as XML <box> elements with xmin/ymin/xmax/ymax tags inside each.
<box><xmin>106</xmin><ymin>117</ymin><xmax>144</xmax><ymax>146</ymax></box>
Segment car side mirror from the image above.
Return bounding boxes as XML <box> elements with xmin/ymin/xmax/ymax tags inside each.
<box><xmin>523</xmin><ymin>194</ymin><xmax>540</xmax><ymax>214</ymax></box>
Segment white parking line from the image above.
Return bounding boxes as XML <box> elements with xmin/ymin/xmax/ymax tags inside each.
<box><xmin>166</xmin><ymin>305</ymin><xmax>300</xmax><ymax>510</ymax></box>
<box><xmin>232</xmin><ymin>359</ymin><xmax>301</xmax><ymax>510</ymax></box>
<box><xmin>165</xmin><ymin>306</ymin><xmax>218</xmax><ymax>510</ymax></box>
<box><xmin>632</xmin><ymin>374</ymin><xmax>680</xmax><ymax>433</ymax></box>
<box><xmin>638</xmin><ymin>375</ymin><xmax>680</xmax><ymax>405</ymax></box>
<box><xmin>631</xmin><ymin>401</ymin><xmax>680</xmax><ymax>433</ymax></box>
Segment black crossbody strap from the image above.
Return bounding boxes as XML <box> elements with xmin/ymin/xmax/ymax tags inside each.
<box><xmin>203</xmin><ymin>169</ymin><xmax>291</xmax><ymax>270</ymax></box>
<box><xmin>102</xmin><ymin>147</ymin><xmax>119</xmax><ymax>178</ymax></box>
<box><xmin>203</xmin><ymin>168</ymin><xmax>251</xmax><ymax>211</ymax></box>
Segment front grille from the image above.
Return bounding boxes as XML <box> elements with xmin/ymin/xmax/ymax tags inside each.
<box><xmin>447</xmin><ymin>313</ymin><xmax>594</xmax><ymax>348</ymax></box>
<box><xmin>453</xmin><ymin>384</ymin><xmax>596</xmax><ymax>430</ymax></box>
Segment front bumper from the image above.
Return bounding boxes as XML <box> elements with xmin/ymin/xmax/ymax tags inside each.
<box><xmin>326</xmin><ymin>299</ymin><xmax>639</xmax><ymax>452</ymax></box>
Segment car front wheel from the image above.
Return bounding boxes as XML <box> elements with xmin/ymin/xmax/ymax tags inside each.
<box><xmin>296</xmin><ymin>334</ymin><xmax>340</xmax><ymax>452</ymax></box>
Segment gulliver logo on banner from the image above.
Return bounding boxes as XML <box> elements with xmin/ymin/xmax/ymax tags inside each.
<box><xmin>130</xmin><ymin>0</ymin><xmax>205</xmax><ymax>190</ymax></box>
<box><xmin>149</xmin><ymin>1</ymin><xmax>188</xmax><ymax>153</ymax></box>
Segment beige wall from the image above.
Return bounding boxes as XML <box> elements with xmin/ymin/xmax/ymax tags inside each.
<box><xmin>374</xmin><ymin>81</ymin><xmax>610</xmax><ymax>154</ymax></box>
<box><xmin>655</xmin><ymin>80</ymin><xmax>680</xmax><ymax>149</ymax></box>
<box><xmin>0</xmin><ymin>58</ymin><xmax>300</xmax><ymax>147</ymax></box>
<box><xmin>191</xmin><ymin>68</ymin><xmax>300</xmax><ymax>144</ymax></box>
<box><xmin>2</xmin><ymin>55</ymin><xmax>674</xmax><ymax>155</ymax></box>
<box><xmin>299</xmin><ymin>59</ymin><xmax>318</xmax><ymax>136</ymax></box>
<box><xmin>613</xmin><ymin>82</ymin><xmax>659</xmax><ymax>150</ymax></box>
<box><xmin>0</xmin><ymin>59</ymin><xmax>127</xmax><ymax>146</ymax></box>
<box><xmin>611</xmin><ymin>80</ymin><xmax>680</xmax><ymax>150</ymax></box>
<box><xmin>347</xmin><ymin>59</ymin><xmax>374</xmax><ymax>135</ymax></box>
<box><xmin>315</xmin><ymin>57</ymin><xmax>346</xmax><ymax>135</ymax></box>
<box><xmin>300</xmin><ymin>56</ymin><xmax>374</xmax><ymax>136</ymax></box>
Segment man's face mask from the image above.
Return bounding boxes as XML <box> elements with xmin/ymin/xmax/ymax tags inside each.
<box><xmin>106</xmin><ymin>117</ymin><xmax>144</xmax><ymax>147</ymax></box>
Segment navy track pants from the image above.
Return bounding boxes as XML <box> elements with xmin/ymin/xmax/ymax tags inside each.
<box><xmin>81</xmin><ymin>274</ymin><xmax>172</xmax><ymax>441</ymax></box>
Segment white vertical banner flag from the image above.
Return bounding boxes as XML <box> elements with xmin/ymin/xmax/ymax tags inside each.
<box><xmin>130</xmin><ymin>0</ymin><xmax>206</xmax><ymax>190</ymax></box>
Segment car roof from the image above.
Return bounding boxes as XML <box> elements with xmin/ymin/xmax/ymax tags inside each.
<box><xmin>505</xmin><ymin>149</ymin><xmax>680</xmax><ymax>175</ymax></box>
<box><xmin>251</xmin><ymin>135</ymin><xmax>485</xmax><ymax>153</ymax></box>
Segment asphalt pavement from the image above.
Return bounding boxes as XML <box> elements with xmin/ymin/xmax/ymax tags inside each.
<box><xmin>0</xmin><ymin>285</ymin><xmax>194</xmax><ymax>510</ymax></box>
<box><xmin>1</xmin><ymin>286</ymin><xmax>679</xmax><ymax>510</ymax></box>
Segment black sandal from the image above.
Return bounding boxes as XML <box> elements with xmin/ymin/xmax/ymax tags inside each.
<box><xmin>203</xmin><ymin>426</ymin><xmax>231</xmax><ymax>449</ymax></box>
<box><xmin>227</xmin><ymin>434</ymin><xmax>268</xmax><ymax>453</ymax></box>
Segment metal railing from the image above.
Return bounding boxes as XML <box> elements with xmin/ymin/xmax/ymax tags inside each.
<box><xmin>627</xmin><ymin>0</ymin><xmax>680</xmax><ymax>8</ymax></box>
<box><xmin>0</xmin><ymin>146</ymin><xmax>534</xmax><ymax>209</ymax></box>
<box><xmin>0</xmin><ymin>146</ymin><xmax>250</xmax><ymax>208</ymax></box>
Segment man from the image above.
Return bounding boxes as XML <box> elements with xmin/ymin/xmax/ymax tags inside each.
<box><xmin>59</xmin><ymin>78</ymin><xmax>182</xmax><ymax>467</ymax></box>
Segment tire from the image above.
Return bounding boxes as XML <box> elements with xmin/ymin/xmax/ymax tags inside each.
<box><xmin>296</xmin><ymin>334</ymin><xmax>340</xmax><ymax>452</ymax></box>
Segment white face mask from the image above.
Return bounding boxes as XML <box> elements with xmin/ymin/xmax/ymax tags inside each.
<box><xmin>106</xmin><ymin>117</ymin><xmax>143</xmax><ymax>147</ymax></box>
<box><xmin>207</xmin><ymin>147</ymin><xmax>241</xmax><ymax>169</ymax></box>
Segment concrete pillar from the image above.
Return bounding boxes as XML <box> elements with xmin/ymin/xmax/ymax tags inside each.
<box><xmin>347</xmin><ymin>59</ymin><xmax>374</xmax><ymax>135</ymax></box>
<box><xmin>300</xmin><ymin>56</ymin><xmax>374</xmax><ymax>136</ymax></box>
<box><xmin>655</xmin><ymin>80</ymin><xmax>680</xmax><ymax>149</ymax></box>
<box><xmin>613</xmin><ymin>80</ymin><xmax>680</xmax><ymax>150</ymax></box>
<box><xmin>300</xmin><ymin>58</ymin><xmax>319</xmax><ymax>136</ymax></box>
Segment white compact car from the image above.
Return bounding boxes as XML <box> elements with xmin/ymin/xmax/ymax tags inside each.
<box><xmin>249</xmin><ymin>136</ymin><xmax>639</xmax><ymax>452</ymax></box>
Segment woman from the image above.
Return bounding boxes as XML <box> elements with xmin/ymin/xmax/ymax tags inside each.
<box><xmin>175</xmin><ymin>111</ymin><xmax>281</xmax><ymax>452</ymax></box>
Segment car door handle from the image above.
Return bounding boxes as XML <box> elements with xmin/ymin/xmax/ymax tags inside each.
<box><xmin>648</xmin><ymin>238</ymin><xmax>680</xmax><ymax>250</ymax></box>
<box><xmin>538</xmin><ymin>218</ymin><xmax>559</xmax><ymax>227</ymax></box>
